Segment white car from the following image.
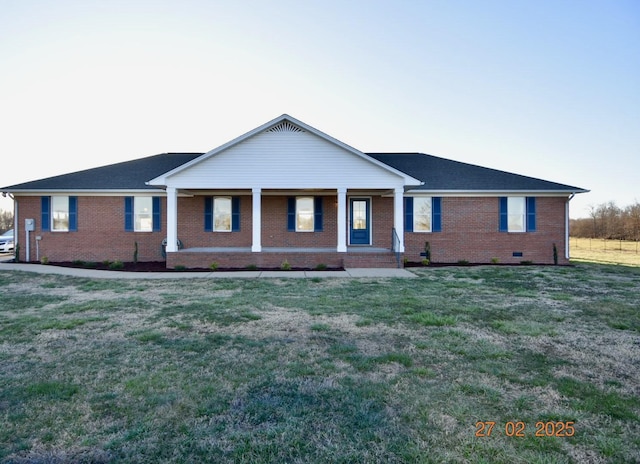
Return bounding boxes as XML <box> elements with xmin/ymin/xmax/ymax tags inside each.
<box><xmin>0</xmin><ymin>229</ymin><xmax>14</xmax><ymax>252</ymax></box>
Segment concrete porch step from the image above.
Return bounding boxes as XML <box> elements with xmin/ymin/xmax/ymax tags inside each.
<box><xmin>343</xmin><ymin>251</ymin><xmax>399</xmax><ymax>269</ymax></box>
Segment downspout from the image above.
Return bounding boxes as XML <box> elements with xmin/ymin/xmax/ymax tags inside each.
<box><xmin>565</xmin><ymin>193</ymin><xmax>575</xmax><ymax>260</ymax></box>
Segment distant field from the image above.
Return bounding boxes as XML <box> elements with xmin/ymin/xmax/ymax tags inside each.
<box><xmin>570</xmin><ymin>237</ymin><xmax>640</xmax><ymax>266</ymax></box>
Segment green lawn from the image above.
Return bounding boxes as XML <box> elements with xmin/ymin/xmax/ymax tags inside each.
<box><xmin>1</xmin><ymin>264</ymin><xmax>639</xmax><ymax>463</ymax></box>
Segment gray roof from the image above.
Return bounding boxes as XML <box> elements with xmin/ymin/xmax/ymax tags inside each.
<box><xmin>367</xmin><ymin>153</ymin><xmax>587</xmax><ymax>192</ymax></box>
<box><xmin>2</xmin><ymin>151</ymin><xmax>586</xmax><ymax>193</ymax></box>
<box><xmin>2</xmin><ymin>153</ymin><xmax>204</xmax><ymax>191</ymax></box>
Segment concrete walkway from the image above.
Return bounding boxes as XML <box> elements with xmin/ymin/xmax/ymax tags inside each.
<box><xmin>0</xmin><ymin>262</ymin><xmax>417</xmax><ymax>279</ymax></box>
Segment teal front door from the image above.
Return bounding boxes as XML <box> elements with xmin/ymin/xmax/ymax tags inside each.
<box><xmin>350</xmin><ymin>198</ymin><xmax>370</xmax><ymax>245</ymax></box>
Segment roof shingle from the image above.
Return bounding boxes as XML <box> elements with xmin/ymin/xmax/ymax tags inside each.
<box><xmin>2</xmin><ymin>151</ymin><xmax>586</xmax><ymax>193</ymax></box>
<box><xmin>367</xmin><ymin>153</ymin><xmax>586</xmax><ymax>192</ymax></box>
<box><xmin>2</xmin><ymin>153</ymin><xmax>203</xmax><ymax>191</ymax></box>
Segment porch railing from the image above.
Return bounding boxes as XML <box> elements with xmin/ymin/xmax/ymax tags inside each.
<box><xmin>391</xmin><ymin>227</ymin><xmax>401</xmax><ymax>268</ymax></box>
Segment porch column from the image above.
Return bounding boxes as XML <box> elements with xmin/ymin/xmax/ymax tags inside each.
<box><xmin>252</xmin><ymin>188</ymin><xmax>262</xmax><ymax>252</ymax></box>
<box><xmin>394</xmin><ymin>187</ymin><xmax>405</xmax><ymax>252</ymax></box>
<box><xmin>166</xmin><ymin>187</ymin><xmax>178</xmax><ymax>252</ymax></box>
<box><xmin>337</xmin><ymin>187</ymin><xmax>347</xmax><ymax>252</ymax></box>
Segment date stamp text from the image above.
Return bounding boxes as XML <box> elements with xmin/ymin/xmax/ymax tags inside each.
<box><xmin>475</xmin><ymin>421</ymin><xmax>575</xmax><ymax>438</ymax></box>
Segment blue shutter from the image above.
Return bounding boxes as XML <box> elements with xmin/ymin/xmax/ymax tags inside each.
<box><xmin>204</xmin><ymin>197</ymin><xmax>213</xmax><ymax>232</ymax></box>
<box><xmin>314</xmin><ymin>197</ymin><xmax>323</xmax><ymax>232</ymax></box>
<box><xmin>432</xmin><ymin>197</ymin><xmax>442</xmax><ymax>232</ymax></box>
<box><xmin>152</xmin><ymin>197</ymin><xmax>161</xmax><ymax>232</ymax></box>
<box><xmin>526</xmin><ymin>197</ymin><xmax>536</xmax><ymax>232</ymax></box>
<box><xmin>232</xmin><ymin>197</ymin><xmax>240</xmax><ymax>232</ymax></box>
<box><xmin>287</xmin><ymin>197</ymin><xmax>296</xmax><ymax>231</ymax></box>
<box><xmin>404</xmin><ymin>197</ymin><xmax>414</xmax><ymax>232</ymax></box>
<box><xmin>125</xmin><ymin>197</ymin><xmax>134</xmax><ymax>231</ymax></box>
<box><xmin>499</xmin><ymin>197</ymin><xmax>508</xmax><ymax>232</ymax></box>
<box><xmin>41</xmin><ymin>196</ymin><xmax>51</xmax><ymax>231</ymax></box>
<box><xmin>68</xmin><ymin>196</ymin><xmax>78</xmax><ymax>231</ymax></box>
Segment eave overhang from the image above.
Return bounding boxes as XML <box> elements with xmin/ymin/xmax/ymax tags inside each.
<box><xmin>404</xmin><ymin>188</ymin><xmax>590</xmax><ymax>196</ymax></box>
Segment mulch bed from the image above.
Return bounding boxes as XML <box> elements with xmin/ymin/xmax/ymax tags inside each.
<box><xmin>46</xmin><ymin>261</ymin><xmax>345</xmax><ymax>272</ymax></box>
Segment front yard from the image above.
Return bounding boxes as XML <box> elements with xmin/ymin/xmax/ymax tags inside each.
<box><xmin>1</xmin><ymin>264</ymin><xmax>638</xmax><ymax>463</ymax></box>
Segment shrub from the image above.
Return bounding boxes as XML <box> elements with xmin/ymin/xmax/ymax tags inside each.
<box><xmin>174</xmin><ymin>265</ymin><xmax>187</xmax><ymax>271</ymax></box>
<box><xmin>209</xmin><ymin>261</ymin><xmax>219</xmax><ymax>271</ymax></box>
<box><xmin>245</xmin><ymin>264</ymin><xmax>258</xmax><ymax>270</ymax></box>
<box><xmin>315</xmin><ymin>263</ymin><xmax>327</xmax><ymax>271</ymax></box>
<box><xmin>133</xmin><ymin>241</ymin><xmax>139</xmax><ymax>264</ymax></box>
<box><xmin>553</xmin><ymin>243</ymin><xmax>558</xmax><ymax>265</ymax></box>
<box><xmin>73</xmin><ymin>260</ymin><xmax>85</xmax><ymax>266</ymax></box>
<box><xmin>109</xmin><ymin>260</ymin><xmax>124</xmax><ymax>270</ymax></box>
<box><xmin>457</xmin><ymin>259</ymin><xmax>470</xmax><ymax>266</ymax></box>
<box><xmin>491</xmin><ymin>257</ymin><xmax>499</xmax><ymax>264</ymax></box>
<box><xmin>421</xmin><ymin>258</ymin><xmax>430</xmax><ymax>266</ymax></box>
<box><xmin>102</xmin><ymin>260</ymin><xmax>111</xmax><ymax>267</ymax></box>
<box><xmin>424</xmin><ymin>241</ymin><xmax>431</xmax><ymax>260</ymax></box>
<box><xmin>520</xmin><ymin>260</ymin><xmax>533</xmax><ymax>265</ymax></box>
<box><xmin>280</xmin><ymin>260</ymin><xmax>292</xmax><ymax>271</ymax></box>
<box><xmin>40</xmin><ymin>256</ymin><xmax>49</xmax><ymax>265</ymax></box>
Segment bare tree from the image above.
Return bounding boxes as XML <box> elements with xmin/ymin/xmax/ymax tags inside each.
<box><xmin>571</xmin><ymin>200</ymin><xmax>640</xmax><ymax>241</ymax></box>
<box><xmin>0</xmin><ymin>209</ymin><xmax>13</xmax><ymax>233</ymax></box>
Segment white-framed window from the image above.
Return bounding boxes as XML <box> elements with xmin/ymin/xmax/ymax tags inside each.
<box><xmin>413</xmin><ymin>197</ymin><xmax>432</xmax><ymax>232</ymax></box>
<box><xmin>296</xmin><ymin>197</ymin><xmax>314</xmax><ymax>232</ymax></box>
<box><xmin>213</xmin><ymin>197</ymin><xmax>232</xmax><ymax>232</ymax></box>
<box><xmin>52</xmin><ymin>196</ymin><xmax>70</xmax><ymax>231</ymax></box>
<box><xmin>134</xmin><ymin>197</ymin><xmax>153</xmax><ymax>232</ymax></box>
<box><xmin>507</xmin><ymin>197</ymin><xmax>526</xmax><ymax>232</ymax></box>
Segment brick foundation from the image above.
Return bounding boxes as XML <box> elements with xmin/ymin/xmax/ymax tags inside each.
<box><xmin>166</xmin><ymin>250</ymin><xmax>398</xmax><ymax>269</ymax></box>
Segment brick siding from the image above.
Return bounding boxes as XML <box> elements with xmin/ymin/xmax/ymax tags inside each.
<box><xmin>404</xmin><ymin>197</ymin><xmax>569</xmax><ymax>265</ymax></box>
<box><xmin>15</xmin><ymin>196</ymin><xmax>168</xmax><ymax>263</ymax></box>
<box><xmin>13</xmin><ymin>194</ymin><xmax>569</xmax><ymax>266</ymax></box>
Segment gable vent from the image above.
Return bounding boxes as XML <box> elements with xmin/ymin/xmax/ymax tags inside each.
<box><xmin>266</xmin><ymin>121</ymin><xmax>305</xmax><ymax>133</ymax></box>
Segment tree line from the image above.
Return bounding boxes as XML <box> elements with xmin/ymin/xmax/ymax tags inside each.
<box><xmin>570</xmin><ymin>201</ymin><xmax>640</xmax><ymax>241</ymax></box>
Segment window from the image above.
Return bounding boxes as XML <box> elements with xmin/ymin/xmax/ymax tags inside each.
<box><xmin>214</xmin><ymin>197</ymin><xmax>232</xmax><ymax>232</ymax></box>
<box><xmin>287</xmin><ymin>197</ymin><xmax>323</xmax><ymax>232</ymax></box>
<box><xmin>296</xmin><ymin>197</ymin><xmax>314</xmax><ymax>232</ymax></box>
<box><xmin>52</xmin><ymin>196</ymin><xmax>70</xmax><ymax>231</ymax></box>
<box><xmin>125</xmin><ymin>197</ymin><xmax>161</xmax><ymax>232</ymax></box>
<box><xmin>507</xmin><ymin>197</ymin><xmax>525</xmax><ymax>232</ymax></box>
<box><xmin>413</xmin><ymin>197</ymin><xmax>432</xmax><ymax>232</ymax></box>
<box><xmin>41</xmin><ymin>196</ymin><xmax>77</xmax><ymax>232</ymax></box>
<box><xmin>204</xmin><ymin>197</ymin><xmax>240</xmax><ymax>232</ymax></box>
<box><xmin>134</xmin><ymin>197</ymin><xmax>153</xmax><ymax>232</ymax></box>
<box><xmin>405</xmin><ymin>197</ymin><xmax>442</xmax><ymax>233</ymax></box>
<box><xmin>500</xmin><ymin>197</ymin><xmax>536</xmax><ymax>232</ymax></box>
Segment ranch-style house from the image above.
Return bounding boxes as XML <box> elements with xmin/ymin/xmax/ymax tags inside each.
<box><xmin>1</xmin><ymin>114</ymin><xmax>587</xmax><ymax>269</ymax></box>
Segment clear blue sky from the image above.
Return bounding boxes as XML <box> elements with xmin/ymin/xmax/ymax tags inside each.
<box><xmin>1</xmin><ymin>0</ymin><xmax>638</xmax><ymax>218</ymax></box>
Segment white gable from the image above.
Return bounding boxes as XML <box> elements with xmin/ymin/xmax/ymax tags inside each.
<box><xmin>149</xmin><ymin>116</ymin><xmax>421</xmax><ymax>190</ymax></box>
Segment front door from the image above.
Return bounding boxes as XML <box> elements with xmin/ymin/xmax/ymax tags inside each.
<box><xmin>350</xmin><ymin>198</ymin><xmax>370</xmax><ymax>245</ymax></box>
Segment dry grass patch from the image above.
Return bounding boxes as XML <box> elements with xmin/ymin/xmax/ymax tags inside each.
<box><xmin>1</xmin><ymin>264</ymin><xmax>639</xmax><ymax>463</ymax></box>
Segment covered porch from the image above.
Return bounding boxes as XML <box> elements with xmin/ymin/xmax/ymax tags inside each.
<box><xmin>146</xmin><ymin>114</ymin><xmax>422</xmax><ymax>268</ymax></box>
<box><xmin>162</xmin><ymin>188</ymin><xmax>405</xmax><ymax>269</ymax></box>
